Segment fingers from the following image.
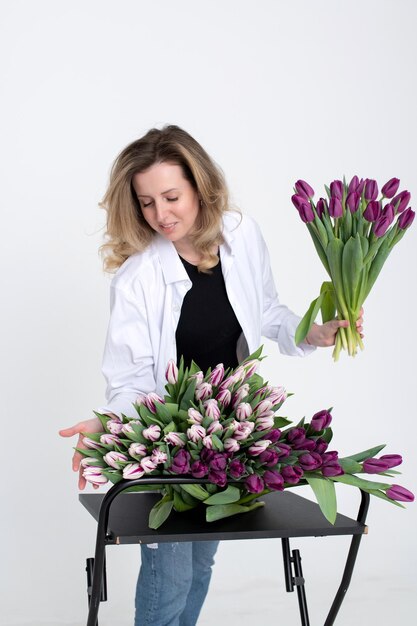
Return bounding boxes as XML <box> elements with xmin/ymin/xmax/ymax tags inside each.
<box><xmin>58</xmin><ymin>422</ymin><xmax>85</xmax><ymax>438</ymax></box>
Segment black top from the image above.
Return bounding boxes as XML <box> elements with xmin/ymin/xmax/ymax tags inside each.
<box><xmin>175</xmin><ymin>256</ymin><xmax>242</xmax><ymax>371</ymax></box>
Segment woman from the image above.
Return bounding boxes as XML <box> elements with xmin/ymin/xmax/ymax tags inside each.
<box><xmin>60</xmin><ymin>125</ymin><xmax>363</xmax><ymax>626</ymax></box>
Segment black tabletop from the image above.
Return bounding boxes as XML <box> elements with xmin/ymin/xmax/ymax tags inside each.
<box><xmin>79</xmin><ymin>490</ymin><xmax>366</xmax><ymax>544</ymax></box>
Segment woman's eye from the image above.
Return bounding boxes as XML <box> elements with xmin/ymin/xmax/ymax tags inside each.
<box><xmin>142</xmin><ymin>201</ymin><xmax>153</xmax><ymax>208</ymax></box>
<box><xmin>166</xmin><ymin>197</ymin><xmax>178</xmax><ymax>202</ymax></box>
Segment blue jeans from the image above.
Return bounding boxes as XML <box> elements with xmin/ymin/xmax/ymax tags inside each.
<box><xmin>134</xmin><ymin>541</ymin><xmax>219</xmax><ymax>626</ymax></box>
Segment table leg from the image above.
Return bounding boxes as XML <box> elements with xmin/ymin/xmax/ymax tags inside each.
<box><xmin>281</xmin><ymin>539</ymin><xmax>310</xmax><ymax>626</ymax></box>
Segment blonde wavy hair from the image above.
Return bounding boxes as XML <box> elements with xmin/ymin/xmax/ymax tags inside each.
<box><xmin>100</xmin><ymin>125</ymin><xmax>231</xmax><ymax>273</ymax></box>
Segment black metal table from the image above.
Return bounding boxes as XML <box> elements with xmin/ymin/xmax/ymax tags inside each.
<box><xmin>80</xmin><ymin>478</ymin><xmax>369</xmax><ymax>626</ymax></box>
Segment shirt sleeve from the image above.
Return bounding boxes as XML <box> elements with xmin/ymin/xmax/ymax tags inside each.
<box><xmin>96</xmin><ymin>283</ymin><xmax>157</xmax><ymax>418</ymax></box>
<box><xmin>259</xmin><ymin>228</ymin><xmax>316</xmax><ymax>357</ymax></box>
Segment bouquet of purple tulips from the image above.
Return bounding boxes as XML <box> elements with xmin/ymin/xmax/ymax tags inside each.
<box><xmin>292</xmin><ymin>177</ymin><xmax>414</xmax><ymax>360</ymax></box>
<box><xmin>78</xmin><ymin>348</ymin><xmax>414</xmax><ymax>529</ymax></box>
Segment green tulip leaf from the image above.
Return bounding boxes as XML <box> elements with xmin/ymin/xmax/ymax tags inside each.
<box><xmin>338</xmin><ymin>457</ymin><xmax>363</xmax><ymax>474</ymax></box>
<box><xmin>305</xmin><ymin>476</ymin><xmax>337</xmax><ymax>524</ymax></box>
<box><xmin>204</xmin><ymin>486</ymin><xmax>241</xmax><ymax>505</ymax></box>
<box><xmin>179</xmin><ymin>379</ymin><xmax>197</xmax><ymax>411</ymax></box>
<box><xmin>148</xmin><ymin>495</ymin><xmax>174</xmax><ymax>529</ymax></box>
<box><xmin>206</xmin><ymin>501</ymin><xmax>265</xmax><ymax>522</ymax></box>
<box><xmin>346</xmin><ymin>444</ymin><xmax>386</xmax><ymax>462</ymax></box>
<box><xmin>180</xmin><ymin>484</ymin><xmax>210</xmax><ymax>501</ymax></box>
<box><xmin>295</xmin><ymin>292</ymin><xmax>325</xmax><ymax>345</ymax></box>
<box><xmin>331</xmin><ymin>474</ymin><xmax>391</xmax><ymax>491</ymax></box>
<box><xmin>320</xmin><ymin>281</ymin><xmax>336</xmax><ymax>323</ymax></box>
<box><xmin>173</xmin><ymin>490</ymin><xmax>198</xmax><ymax>512</ymax></box>
<box><xmin>93</xmin><ymin>411</ymin><xmax>112</xmax><ymax>430</ymax></box>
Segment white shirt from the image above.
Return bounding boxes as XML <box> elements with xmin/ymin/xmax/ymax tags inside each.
<box><xmin>98</xmin><ymin>212</ymin><xmax>314</xmax><ymax>418</ymax></box>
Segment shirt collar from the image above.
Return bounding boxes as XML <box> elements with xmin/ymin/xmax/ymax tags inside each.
<box><xmin>153</xmin><ymin>235</ymin><xmax>189</xmax><ymax>284</ymax></box>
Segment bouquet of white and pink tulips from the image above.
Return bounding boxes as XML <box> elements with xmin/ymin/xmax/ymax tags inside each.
<box><xmin>78</xmin><ymin>349</ymin><xmax>414</xmax><ymax>529</ymax></box>
<box><xmin>292</xmin><ymin>177</ymin><xmax>414</xmax><ymax>360</ymax></box>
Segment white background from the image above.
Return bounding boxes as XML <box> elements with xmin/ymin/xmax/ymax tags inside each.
<box><xmin>1</xmin><ymin>1</ymin><xmax>416</xmax><ymax>624</ymax></box>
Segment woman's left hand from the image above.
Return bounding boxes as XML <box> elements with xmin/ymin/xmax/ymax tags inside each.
<box><xmin>306</xmin><ymin>308</ymin><xmax>364</xmax><ymax>348</ymax></box>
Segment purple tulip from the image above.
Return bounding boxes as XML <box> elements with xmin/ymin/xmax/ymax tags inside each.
<box><xmin>346</xmin><ymin>191</ymin><xmax>360</xmax><ymax>213</ymax></box>
<box><xmin>190</xmin><ymin>460</ymin><xmax>208</xmax><ymax>478</ymax></box>
<box><xmin>386</xmin><ymin>484</ymin><xmax>415</xmax><ymax>502</ymax></box>
<box><xmin>329</xmin><ymin>197</ymin><xmax>343</xmax><ymax>218</ymax></box>
<box><xmin>281</xmin><ymin>465</ymin><xmax>304</xmax><ymax>485</ymax></box>
<box><xmin>258</xmin><ymin>448</ymin><xmax>279</xmax><ymax>467</ymax></box>
<box><xmin>208</xmin><ymin>469</ymin><xmax>227</xmax><ymax>487</ymax></box>
<box><xmin>262</xmin><ymin>428</ymin><xmax>281</xmax><ymax>443</ymax></box>
<box><xmin>356</xmin><ymin>178</ymin><xmax>366</xmax><ymax>196</ymax></box>
<box><xmin>375</xmin><ymin>454</ymin><xmax>402</xmax><ymax>469</ymax></box>
<box><xmin>362</xmin><ymin>457</ymin><xmax>391</xmax><ymax>473</ymax></box>
<box><xmin>287</xmin><ymin>428</ymin><xmax>307</xmax><ymax>446</ymax></box>
<box><xmin>392</xmin><ymin>190</ymin><xmax>411</xmax><ymax>213</ymax></box>
<box><xmin>276</xmin><ymin>443</ymin><xmax>292</xmax><ymax>459</ymax></box>
<box><xmin>322</xmin><ymin>461</ymin><xmax>344</xmax><ymax>477</ymax></box>
<box><xmin>363</xmin><ymin>200</ymin><xmax>381</xmax><ymax>222</ymax></box>
<box><xmin>398</xmin><ymin>207</ymin><xmax>415</xmax><ymax>230</ymax></box>
<box><xmin>200</xmin><ymin>448</ymin><xmax>215</xmax><ymax>463</ymax></box>
<box><xmin>374</xmin><ymin>210</ymin><xmax>394</xmax><ymax>237</ymax></box>
<box><xmin>292</xmin><ymin>438</ymin><xmax>316</xmax><ymax>451</ymax></box>
<box><xmin>381</xmin><ymin>177</ymin><xmax>400</xmax><ymax>198</ymax></box>
<box><xmin>103</xmin><ymin>451</ymin><xmax>128</xmax><ymax>469</ymax></box>
<box><xmin>165</xmin><ymin>359</ymin><xmax>178</xmax><ymax>384</ymax></box>
<box><xmin>299</xmin><ymin>452</ymin><xmax>323</xmax><ymax>471</ymax></box>
<box><xmin>298</xmin><ymin>203</ymin><xmax>315</xmax><ymax>223</ymax></box>
<box><xmin>216</xmin><ymin>388</ymin><xmax>232</xmax><ymax>408</ymax></box>
<box><xmin>295</xmin><ymin>179</ymin><xmax>315</xmax><ymax>200</ymax></box>
<box><xmin>195</xmin><ymin>382</ymin><xmax>212</xmax><ymax>401</ymax></box>
<box><xmin>187</xmin><ymin>424</ymin><xmax>206</xmax><ymax>442</ymax></box>
<box><xmin>310</xmin><ymin>409</ymin><xmax>332</xmax><ymax>432</ymax></box>
<box><xmin>209</xmin><ymin>453</ymin><xmax>228</xmax><ymax>472</ymax></box>
<box><xmin>210</xmin><ymin>363</ymin><xmax>225</xmax><ymax>386</ymax></box>
<box><xmin>348</xmin><ymin>175</ymin><xmax>359</xmax><ymax>193</ymax></box>
<box><xmin>263</xmin><ymin>470</ymin><xmax>284</xmax><ymax>491</ymax></box>
<box><xmin>224</xmin><ymin>438</ymin><xmax>240</xmax><ymax>453</ymax></box>
<box><xmin>292</xmin><ymin>195</ymin><xmax>315</xmax><ymax>223</ymax></box>
<box><xmin>316</xmin><ymin>197</ymin><xmax>328</xmax><ymax>219</ymax></box>
<box><xmin>142</xmin><ymin>424</ymin><xmax>161</xmax><ymax>442</ymax></box>
<box><xmin>229</xmin><ymin>459</ymin><xmax>246</xmax><ymax>478</ymax></box>
<box><xmin>364</xmin><ymin>179</ymin><xmax>378</xmax><ymax>201</ymax></box>
<box><xmin>82</xmin><ymin>466</ymin><xmax>109</xmax><ymax>485</ymax></box>
<box><xmin>245</xmin><ymin>474</ymin><xmax>265</xmax><ymax>494</ymax></box>
<box><xmin>123</xmin><ymin>463</ymin><xmax>145</xmax><ymax>480</ymax></box>
<box><xmin>314</xmin><ymin>438</ymin><xmax>329</xmax><ymax>454</ymax></box>
<box><xmin>330</xmin><ymin>180</ymin><xmax>343</xmax><ymax>199</ymax></box>
<box><xmin>145</xmin><ymin>392</ymin><xmax>165</xmax><ymax>414</ymax></box>
<box><xmin>170</xmin><ymin>449</ymin><xmax>191</xmax><ymax>474</ymax></box>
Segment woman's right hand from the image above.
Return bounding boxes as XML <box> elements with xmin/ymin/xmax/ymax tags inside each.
<box><xmin>59</xmin><ymin>416</ymin><xmax>103</xmax><ymax>490</ymax></box>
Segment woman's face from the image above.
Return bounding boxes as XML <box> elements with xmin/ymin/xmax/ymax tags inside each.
<box><xmin>132</xmin><ymin>162</ymin><xmax>200</xmax><ymax>247</ymax></box>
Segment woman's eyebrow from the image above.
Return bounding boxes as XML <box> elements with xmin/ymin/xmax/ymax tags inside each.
<box><xmin>137</xmin><ymin>187</ymin><xmax>179</xmax><ymax>197</ymax></box>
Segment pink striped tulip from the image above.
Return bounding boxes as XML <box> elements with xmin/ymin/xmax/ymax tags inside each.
<box><xmin>142</xmin><ymin>424</ymin><xmax>161</xmax><ymax>441</ymax></box>
<box><xmin>103</xmin><ymin>451</ymin><xmax>128</xmax><ymax>469</ymax></box>
<box><xmin>123</xmin><ymin>463</ymin><xmax>145</xmax><ymax>480</ymax></box>
<box><xmin>82</xmin><ymin>467</ymin><xmax>108</xmax><ymax>485</ymax></box>
<box><xmin>165</xmin><ymin>360</ymin><xmax>178</xmax><ymax>384</ymax></box>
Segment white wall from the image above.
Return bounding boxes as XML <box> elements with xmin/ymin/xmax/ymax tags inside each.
<box><xmin>1</xmin><ymin>1</ymin><xmax>416</xmax><ymax>624</ymax></box>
